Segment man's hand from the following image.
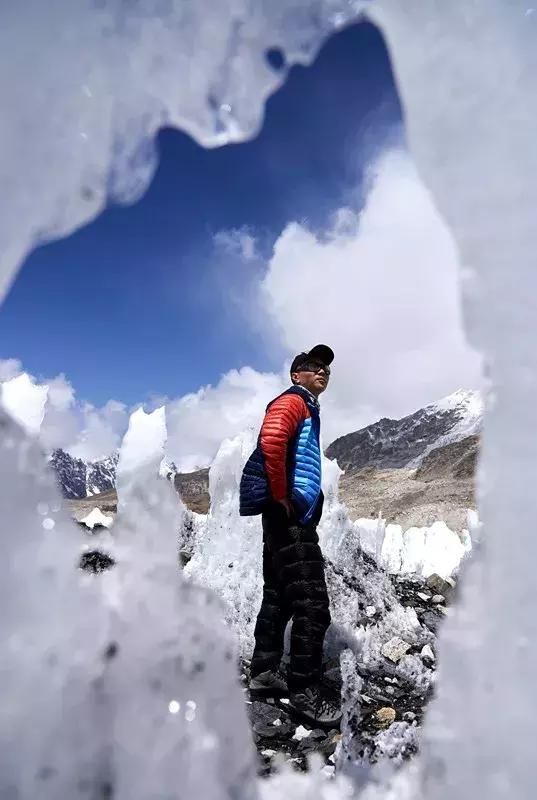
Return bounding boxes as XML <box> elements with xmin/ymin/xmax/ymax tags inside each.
<box><xmin>278</xmin><ymin>498</ymin><xmax>293</xmax><ymax>518</ymax></box>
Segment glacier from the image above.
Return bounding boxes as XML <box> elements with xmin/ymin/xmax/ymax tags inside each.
<box><xmin>0</xmin><ymin>1</ymin><xmax>536</xmax><ymax>799</ymax></box>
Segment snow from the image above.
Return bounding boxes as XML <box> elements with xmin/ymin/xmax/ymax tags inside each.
<box><xmin>293</xmin><ymin>725</ymin><xmax>312</xmax><ymax>742</ymax></box>
<box><xmin>0</xmin><ymin>373</ymin><xmax>49</xmax><ymax>435</ymax></box>
<box><xmin>80</xmin><ymin>507</ymin><xmax>114</xmax><ymax>529</ymax></box>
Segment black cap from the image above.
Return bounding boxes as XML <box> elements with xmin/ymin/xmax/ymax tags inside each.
<box><xmin>290</xmin><ymin>344</ymin><xmax>334</xmax><ymax>375</ymax></box>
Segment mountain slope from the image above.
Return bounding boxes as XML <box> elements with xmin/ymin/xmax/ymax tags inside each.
<box><xmin>50</xmin><ymin>449</ymin><xmax>119</xmax><ymax>498</ymax></box>
<box><xmin>326</xmin><ymin>390</ymin><xmax>482</xmax><ymax>471</ymax></box>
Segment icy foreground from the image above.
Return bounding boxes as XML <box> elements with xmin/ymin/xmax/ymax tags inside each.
<box><xmin>1</xmin><ymin>1</ymin><xmax>536</xmax><ymax>799</ymax></box>
<box><xmin>0</xmin><ymin>408</ymin><xmax>256</xmax><ymax>799</ymax></box>
<box><xmin>186</xmin><ymin>429</ymin><xmax>472</xmax><ymax>660</ymax></box>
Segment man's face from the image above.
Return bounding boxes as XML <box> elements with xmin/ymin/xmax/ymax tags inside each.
<box><xmin>291</xmin><ymin>360</ymin><xmax>331</xmax><ymax>397</ymax></box>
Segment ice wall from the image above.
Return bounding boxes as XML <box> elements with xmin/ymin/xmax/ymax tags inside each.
<box><xmin>0</xmin><ymin>409</ymin><xmax>110</xmax><ymax>798</ymax></box>
<box><xmin>368</xmin><ymin>2</ymin><xmax>537</xmax><ymax>798</ymax></box>
<box><xmin>0</xmin><ymin>0</ymin><xmax>367</xmax><ymax>300</ymax></box>
<box><xmin>107</xmin><ymin>411</ymin><xmax>257</xmax><ymax>800</ymax></box>
<box><xmin>185</xmin><ymin>429</ymin><xmax>263</xmax><ymax>657</ymax></box>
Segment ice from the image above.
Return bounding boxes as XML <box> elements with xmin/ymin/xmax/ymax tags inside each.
<box><xmin>0</xmin><ymin>409</ymin><xmax>110</xmax><ymax>797</ymax></box>
<box><xmin>116</xmin><ymin>406</ymin><xmax>167</xmax><ymax>486</ymax></box>
<box><xmin>368</xmin><ymin>1</ymin><xmax>537</xmax><ymax>798</ymax></box>
<box><xmin>80</xmin><ymin>507</ymin><xmax>114</xmax><ymax>529</ymax></box>
<box><xmin>185</xmin><ymin>430</ymin><xmax>263</xmax><ymax>657</ymax></box>
<box><xmin>0</xmin><ymin>0</ymin><xmax>367</xmax><ymax>300</ymax></box>
<box><xmin>105</xmin><ymin>422</ymin><xmax>257</xmax><ymax>799</ymax></box>
<box><xmin>293</xmin><ymin>725</ymin><xmax>313</xmax><ymax>742</ymax></box>
<box><xmin>0</xmin><ymin>373</ymin><xmax>49</xmax><ymax>435</ymax></box>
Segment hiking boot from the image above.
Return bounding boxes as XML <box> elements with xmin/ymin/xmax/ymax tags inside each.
<box><xmin>288</xmin><ymin>685</ymin><xmax>342</xmax><ymax>729</ymax></box>
<box><xmin>249</xmin><ymin>668</ymin><xmax>288</xmax><ymax>698</ymax></box>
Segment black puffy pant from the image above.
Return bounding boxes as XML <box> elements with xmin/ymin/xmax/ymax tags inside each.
<box><xmin>250</xmin><ymin>500</ymin><xmax>331</xmax><ymax>691</ymax></box>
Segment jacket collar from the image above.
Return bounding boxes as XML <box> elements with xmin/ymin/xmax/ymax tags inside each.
<box><xmin>288</xmin><ymin>384</ymin><xmax>320</xmax><ymax>412</ymax></box>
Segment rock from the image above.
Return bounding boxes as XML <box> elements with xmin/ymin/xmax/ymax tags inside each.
<box><xmin>426</xmin><ymin>573</ymin><xmax>456</xmax><ymax>601</ymax></box>
<box><xmin>421</xmin><ymin>644</ymin><xmax>435</xmax><ymax>665</ymax></box>
<box><xmin>375</xmin><ymin>707</ymin><xmax>396</xmax><ymax>727</ymax></box>
<box><xmin>365</xmin><ymin>605</ymin><xmax>377</xmax><ymax>617</ymax></box>
<box><xmin>296</xmin><ymin>729</ymin><xmax>327</xmax><ymax>753</ymax></box>
<box><xmin>421</xmin><ymin>611</ymin><xmax>441</xmax><ymax>633</ymax></box>
<box><xmin>249</xmin><ymin>701</ymin><xmax>293</xmax><ymax>738</ymax></box>
<box><xmin>437</xmin><ymin>605</ymin><xmax>449</xmax><ymax>616</ymax></box>
<box><xmin>315</xmin><ymin>733</ymin><xmax>340</xmax><ymax>759</ymax></box>
<box><xmin>402</xmin><ymin>711</ymin><xmax>417</xmax><ymax>723</ymax></box>
<box><xmin>261</xmin><ymin>749</ymin><xmax>276</xmax><ymax>757</ymax></box>
<box><xmin>417</xmin><ymin>592</ymin><xmax>431</xmax><ymax>602</ymax></box>
<box><xmin>381</xmin><ymin>636</ymin><xmax>412</xmax><ymax>663</ymax></box>
<box><xmin>361</xmin><ymin>694</ymin><xmax>374</xmax><ymax>704</ymax></box>
<box><xmin>432</xmin><ymin>594</ymin><xmax>445</xmax><ymax>604</ymax></box>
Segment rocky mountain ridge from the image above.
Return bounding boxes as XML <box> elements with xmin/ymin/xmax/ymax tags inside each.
<box><xmin>326</xmin><ymin>390</ymin><xmax>482</xmax><ymax>472</ymax></box>
<box><xmin>49</xmin><ymin>449</ymin><xmax>119</xmax><ymax>499</ymax></box>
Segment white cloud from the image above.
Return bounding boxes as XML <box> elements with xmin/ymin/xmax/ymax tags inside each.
<box><xmin>213</xmin><ymin>228</ymin><xmax>258</xmax><ymax>262</ymax></box>
<box><xmin>0</xmin><ymin>358</ymin><xmax>22</xmax><ymax>381</ymax></box>
<box><xmin>166</xmin><ymin>367</ymin><xmax>287</xmax><ymax>471</ymax></box>
<box><xmin>257</xmin><ymin>148</ymin><xmax>483</xmax><ymax>442</ymax></box>
<box><xmin>0</xmin><ymin>147</ymin><xmax>483</xmax><ymax>470</ymax></box>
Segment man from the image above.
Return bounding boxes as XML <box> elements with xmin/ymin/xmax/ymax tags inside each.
<box><xmin>239</xmin><ymin>344</ymin><xmax>341</xmax><ymax>728</ymax></box>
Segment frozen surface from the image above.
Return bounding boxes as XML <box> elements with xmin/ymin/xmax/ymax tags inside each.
<box><xmin>80</xmin><ymin>507</ymin><xmax>114</xmax><ymax>529</ymax></box>
<box><xmin>0</xmin><ymin>409</ymin><xmax>109</xmax><ymax>798</ymax></box>
<box><xmin>368</xmin><ymin>1</ymin><xmax>537</xmax><ymax>798</ymax></box>
<box><xmin>105</xmin><ymin>413</ymin><xmax>257</xmax><ymax>800</ymax></box>
<box><xmin>0</xmin><ymin>373</ymin><xmax>49</xmax><ymax>435</ymax></box>
<box><xmin>185</xmin><ymin>430</ymin><xmax>263</xmax><ymax>657</ymax></box>
<box><xmin>0</xmin><ymin>0</ymin><xmax>367</xmax><ymax>300</ymax></box>
<box><xmin>381</xmin><ymin>521</ymin><xmax>472</xmax><ymax>579</ymax></box>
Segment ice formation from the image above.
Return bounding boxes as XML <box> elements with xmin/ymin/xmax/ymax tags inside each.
<box><xmin>1</xmin><ymin>1</ymin><xmax>535</xmax><ymax>798</ymax></box>
<box><xmin>0</xmin><ymin>0</ymin><xmax>367</xmax><ymax>301</ymax></box>
<box><xmin>185</xmin><ymin>427</ymin><xmax>467</xmax><ymax>701</ymax></box>
<box><xmin>80</xmin><ymin>507</ymin><xmax>114</xmax><ymax>529</ymax></box>
<box><xmin>185</xmin><ymin>430</ymin><xmax>263</xmax><ymax>657</ymax></box>
<box><xmin>104</xmin><ymin>408</ymin><xmax>257</xmax><ymax>800</ymax></box>
<box><xmin>0</xmin><ymin>409</ymin><xmax>110</xmax><ymax>797</ymax></box>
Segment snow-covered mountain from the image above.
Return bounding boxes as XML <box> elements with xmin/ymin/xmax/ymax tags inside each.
<box><xmin>326</xmin><ymin>389</ymin><xmax>483</xmax><ymax>472</ymax></box>
<box><xmin>50</xmin><ymin>447</ymin><xmax>178</xmax><ymax>499</ymax></box>
<box><xmin>49</xmin><ymin>449</ymin><xmax>119</xmax><ymax>498</ymax></box>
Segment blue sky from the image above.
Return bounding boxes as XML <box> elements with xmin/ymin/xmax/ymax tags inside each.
<box><xmin>0</xmin><ymin>21</ymin><xmax>401</xmax><ymax>408</ymax></box>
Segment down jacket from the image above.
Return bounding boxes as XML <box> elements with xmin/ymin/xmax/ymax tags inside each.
<box><xmin>239</xmin><ymin>385</ymin><xmax>322</xmax><ymax>524</ymax></box>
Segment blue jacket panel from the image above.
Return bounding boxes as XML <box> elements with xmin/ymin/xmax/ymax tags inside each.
<box><xmin>239</xmin><ymin>386</ymin><xmax>322</xmax><ymax>524</ymax></box>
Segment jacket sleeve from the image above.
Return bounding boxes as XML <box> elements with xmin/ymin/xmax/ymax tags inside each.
<box><xmin>260</xmin><ymin>394</ymin><xmax>306</xmax><ymax>502</ymax></box>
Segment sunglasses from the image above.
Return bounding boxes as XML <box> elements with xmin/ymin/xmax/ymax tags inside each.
<box><xmin>296</xmin><ymin>361</ymin><xmax>331</xmax><ymax>376</ymax></box>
